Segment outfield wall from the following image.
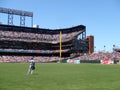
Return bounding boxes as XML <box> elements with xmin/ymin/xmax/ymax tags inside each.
<box><xmin>61</xmin><ymin>59</ymin><xmax>119</xmax><ymax>64</ymax></box>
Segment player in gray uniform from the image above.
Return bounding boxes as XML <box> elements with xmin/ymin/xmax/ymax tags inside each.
<box><xmin>27</xmin><ymin>58</ymin><xmax>35</xmax><ymax>75</ymax></box>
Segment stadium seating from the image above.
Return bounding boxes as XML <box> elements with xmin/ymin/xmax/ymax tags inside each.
<box><xmin>0</xmin><ymin>24</ymin><xmax>88</xmax><ymax>62</ymax></box>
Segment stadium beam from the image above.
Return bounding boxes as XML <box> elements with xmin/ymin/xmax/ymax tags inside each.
<box><xmin>0</xmin><ymin>7</ymin><xmax>33</xmax><ymax>27</ymax></box>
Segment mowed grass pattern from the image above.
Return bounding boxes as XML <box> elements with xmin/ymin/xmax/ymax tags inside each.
<box><xmin>0</xmin><ymin>63</ymin><xmax>120</xmax><ymax>90</ymax></box>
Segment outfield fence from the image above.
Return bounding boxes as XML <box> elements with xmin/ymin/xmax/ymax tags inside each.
<box><xmin>61</xmin><ymin>59</ymin><xmax>120</xmax><ymax>64</ymax></box>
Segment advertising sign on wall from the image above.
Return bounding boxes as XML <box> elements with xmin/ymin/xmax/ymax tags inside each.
<box><xmin>67</xmin><ymin>59</ymin><xmax>80</xmax><ymax>64</ymax></box>
<box><xmin>101</xmin><ymin>59</ymin><xmax>114</xmax><ymax>64</ymax></box>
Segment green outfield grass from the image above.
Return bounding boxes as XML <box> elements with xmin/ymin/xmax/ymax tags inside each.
<box><xmin>0</xmin><ymin>63</ymin><xmax>120</xmax><ymax>90</ymax></box>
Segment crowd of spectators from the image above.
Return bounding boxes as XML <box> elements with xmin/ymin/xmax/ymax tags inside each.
<box><xmin>0</xmin><ymin>55</ymin><xmax>63</xmax><ymax>63</ymax></box>
<box><xmin>75</xmin><ymin>51</ymin><xmax>120</xmax><ymax>60</ymax></box>
<box><xmin>0</xmin><ymin>29</ymin><xmax>83</xmax><ymax>43</ymax></box>
<box><xmin>1</xmin><ymin>25</ymin><xmax>120</xmax><ymax>63</ymax></box>
<box><xmin>1</xmin><ymin>51</ymin><xmax>120</xmax><ymax>63</ymax></box>
<box><xmin>0</xmin><ymin>25</ymin><xmax>84</xmax><ymax>55</ymax></box>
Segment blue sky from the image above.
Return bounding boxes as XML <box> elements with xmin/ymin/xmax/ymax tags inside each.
<box><xmin>0</xmin><ymin>0</ymin><xmax>120</xmax><ymax>52</ymax></box>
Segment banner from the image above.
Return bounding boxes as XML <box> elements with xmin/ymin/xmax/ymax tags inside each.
<box><xmin>101</xmin><ymin>59</ymin><xmax>113</xmax><ymax>64</ymax></box>
<box><xmin>67</xmin><ymin>59</ymin><xmax>80</xmax><ymax>64</ymax></box>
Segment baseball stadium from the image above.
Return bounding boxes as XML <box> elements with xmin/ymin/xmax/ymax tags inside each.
<box><xmin>1</xmin><ymin>7</ymin><xmax>120</xmax><ymax>90</ymax></box>
<box><xmin>1</xmin><ymin>7</ymin><xmax>120</xmax><ymax>64</ymax></box>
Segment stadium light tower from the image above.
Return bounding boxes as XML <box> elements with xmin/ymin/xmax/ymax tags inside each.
<box><xmin>0</xmin><ymin>7</ymin><xmax>33</xmax><ymax>27</ymax></box>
